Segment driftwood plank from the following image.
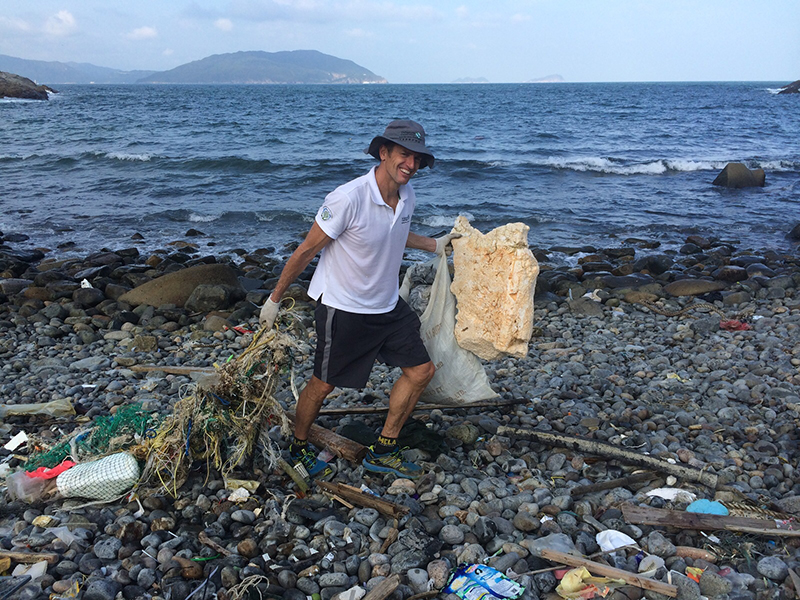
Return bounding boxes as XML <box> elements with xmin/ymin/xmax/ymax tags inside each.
<box><xmin>362</xmin><ymin>573</ymin><xmax>400</xmax><ymax>600</ymax></box>
<box><xmin>497</xmin><ymin>426</ymin><xmax>718</xmax><ymax>489</ymax></box>
<box><xmin>622</xmin><ymin>504</ymin><xmax>800</xmax><ymax>536</ymax></box>
<box><xmin>539</xmin><ymin>548</ymin><xmax>678</xmax><ymax>597</ymax></box>
<box><xmin>316</xmin><ymin>482</ymin><xmax>409</xmax><ymax>520</ymax></box>
<box><xmin>570</xmin><ymin>472</ymin><xmax>656</xmax><ymax>497</ymax></box>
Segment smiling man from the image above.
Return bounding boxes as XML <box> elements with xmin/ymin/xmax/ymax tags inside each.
<box><xmin>260</xmin><ymin>120</ymin><xmax>459</xmax><ymax>480</ymax></box>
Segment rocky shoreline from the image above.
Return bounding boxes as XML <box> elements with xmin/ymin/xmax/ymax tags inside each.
<box><xmin>1</xmin><ymin>229</ymin><xmax>799</xmax><ymax>600</ymax></box>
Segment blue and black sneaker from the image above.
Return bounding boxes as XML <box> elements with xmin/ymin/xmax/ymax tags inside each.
<box><xmin>290</xmin><ymin>445</ymin><xmax>333</xmax><ymax>480</ymax></box>
<box><xmin>362</xmin><ymin>445</ymin><xmax>421</xmax><ymax>479</ymax></box>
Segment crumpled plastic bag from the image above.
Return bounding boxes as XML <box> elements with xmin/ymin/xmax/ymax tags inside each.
<box><xmin>645</xmin><ymin>487</ymin><xmax>697</xmax><ymax>503</ymax></box>
<box><xmin>595</xmin><ymin>530</ymin><xmax>638</xmax><ymax>552</ymax></box>
<box><xmin>686</xmin><ymin>499</ymin><xmax>729</xmax><ymax>515</ymax></box>
<box><xmin>556</xmin><ymin>567</ymin><xmax>625</xmax><ymax>599</ymax></box>
<box><xmin>0</xmin><ymin>398</ymin><xmax>75</xmax><ymax>418</ymax></box>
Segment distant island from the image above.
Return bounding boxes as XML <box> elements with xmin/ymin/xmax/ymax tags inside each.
<box><xmin>0</xmin><ymin>50</ymin><xmax>386</xmax><ymax>85</ymax></box>
<box><xmin>526</xmin><ymin>74</ymin><xmax>565</xmax><ymax>83</ymax></box>
<box><xmin>451</xmin><ymin>77</ymin><xmax>490</xmax><ymax>84</ymax></box>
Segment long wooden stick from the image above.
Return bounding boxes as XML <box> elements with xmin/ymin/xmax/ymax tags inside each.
<box><xmin>318</xmin><ymin>397</ymin><xmax>528</xmax><ymax>415</ymax></box>
<box><xmin>622</xmin><ymin>504</ymin><xmax>800</xmax><ymax>536</ymax></box>
<box><xmin>497</xmin><ymin>426</ymin><xmax>718</xmax><ymax>489</ymax></box>
<box><xmin>539</xmin><ymin>548</ymin><xmax>678</xmax><ymax>597</ymax></box>
<box><xmin>316</xmin><ymin>481</ymin><xmax>409</xmax><ymax>520</ymax></box>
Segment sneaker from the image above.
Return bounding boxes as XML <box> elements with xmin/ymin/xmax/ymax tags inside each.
<box><xmin>362</xmin><ymin>445</ymin><xmax>422</xmax><ymax>479</ymax></box>
<box><xmin>290</xmin><ymin>446</ymin><xmax>332</xmax><ymax>480</ymax></box>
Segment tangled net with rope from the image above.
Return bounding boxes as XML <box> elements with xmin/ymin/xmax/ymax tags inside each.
<box><xmin>138</xmin><ymin>324</ymin><xmax>309</xmax><ymax>497</ymax></box>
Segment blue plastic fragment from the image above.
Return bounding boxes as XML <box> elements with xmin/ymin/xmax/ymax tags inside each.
<box><xmin>686</xmin><ymin>499</ymin><xmax>729</xmax><ymax>515</ymax></box>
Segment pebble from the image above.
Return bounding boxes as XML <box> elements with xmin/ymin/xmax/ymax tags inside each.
<box><xmin>1</xmin><ymin>234</ymin><xmax>799</xmax><ymax>600</ymax></box>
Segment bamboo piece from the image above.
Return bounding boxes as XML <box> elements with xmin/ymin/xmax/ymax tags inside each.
<box><xmin>539</xmin><ymin>549</ymin><xmax>678</xmax><ymax>598</ymax></box>
<box><xmin>362</xmin><ymin>573</ymin><xmax>400</xmax><ymax>600</ymax></box>
<box><xmin>316</xmin><ymin>481</ymin><xmax>409</xmax><ymax>520</ymax></box>
<box><xmin>570</xmin><ymin>472</ymin><xmax>656</xmax><ymax>497</ymax></box>
<box><xmin>286</xmin><ymin>412</ymin><xmax>367</xmax><ymax>462</ymax></box>
<box><xmin>497</xmin><ymin>426</ymin><xmax>719</xmax><ymax>489</ymax></box>
<box><xmin>277</xmin><ymin>457</ymin><xmax>310</xmax><ymax>495</ymax></box>
<box><xmin>622</xmin><ymin>504</ymin><xmax>800</xmax><ymax>536</ymax></box>
<box><xmin>0</xmin><ymin>550</ymin><xmax>60</xmax><ymax>565</ymax></box>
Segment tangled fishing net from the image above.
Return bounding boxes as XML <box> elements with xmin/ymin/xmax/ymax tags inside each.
<box><xmin>23</xmin><ymin>402</ymin><xmax>159</xmax><ymax>472</ymax></box>
<box><xmin>139</xmin><ymin>325</ymin><xmax>308</xmax><ymax>497</ymax></box>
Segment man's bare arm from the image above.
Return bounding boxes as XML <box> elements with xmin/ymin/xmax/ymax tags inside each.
<box><xmin>269</xmin><ymin>222</ymin><xmax>332</xmax><ymax>302</ymax></box>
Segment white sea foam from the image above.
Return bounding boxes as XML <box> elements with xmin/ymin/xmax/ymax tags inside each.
<box><xmin>542</xmin><ymin>156</ymin><xmax>668</xmax><ymax>175</ymax></box>
<box><xmin>664</xmin><ymin>159</ymin><xmax>726</xmax><ymax>172</ymax></box>
<box><xmin>421</xmin><ymin>213</ymin><xmax>474</xmax><ymax>228</ymax></box>
<box><xmin>188</xmin><ymin>213</ymin><xmax>220</xmax><ymax>223</ymax></box>
<box><xmin>105</xmin><ymin>152</ymin><xmax>152</xmax><ymax>162</ymax></box>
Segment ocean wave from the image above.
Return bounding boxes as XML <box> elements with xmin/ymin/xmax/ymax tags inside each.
<box><xmin>543</xmin><ymin>156</ymin><xmax>668</xmax><ymax>175</ymax></box>
<box><xmin>104</xmin><ymin>152</ymin><xmax>153</xmax><ymax>162</ymax></box>
<box><xmin>420</xmin><ymin>213</ymin><xmax>474</xmax><ymax>228</ymax></box>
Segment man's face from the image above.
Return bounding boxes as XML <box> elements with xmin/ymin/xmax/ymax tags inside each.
<box><xmin>380</xmin><ymin>144</ymin><xmax>422</xmax><ymax>186</ymax></box>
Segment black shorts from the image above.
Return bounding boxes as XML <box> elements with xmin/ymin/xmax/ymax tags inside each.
<box><xmin>313</xmin><ymin>298</ymin><xmax>431</xmax><ymax>389</ymax></box>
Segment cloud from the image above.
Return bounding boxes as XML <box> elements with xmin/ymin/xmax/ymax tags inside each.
<box><xmin>215</xmin><ymin>18</ymin><xmax>234</xmax><ymax>31</ymax></box>
<box><xmin>44</xmin><ymin>10</ymin><xmax>77</xmax><ymax>36</ymax></box>
<box><xmin>128</xmin><ymin>26</ymin><xmax>158</xmax><ymax>40</ymax></box>
<box><xmin>0</xmin><ymin>16</ymin><xmax>31</xmax><ymax>32</ymax></box>
<box><xmin>512</xmin><ymin>13</ymin><xmax>531</xmax><ymax>23</ymax></box>
<box><xmin>163</xmin><ymin>49</ymin><xmax>174</xmax><ymax>56</ymax></box>
<box><xmin>220</xmin><ymin>0</ymin><xmax>440</xmax><ymax>25</ymax></box>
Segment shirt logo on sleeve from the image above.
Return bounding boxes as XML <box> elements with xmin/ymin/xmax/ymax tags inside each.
<box><xmin>321</xmin><ymin>206</ymin><xmax>333</xmax><ymax>221</ymax></box>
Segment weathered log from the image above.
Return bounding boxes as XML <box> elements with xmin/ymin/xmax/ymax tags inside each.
<box><xmin>129</xmin><ymin>365</ymin><xmax>214</xmax><ymax>376</ymax></box>
<box><xmin>318</xmin><ymin>396</ymin><xmax>528</xmax><ymax>415</ymax></box>
<box><xmin>286</xmin><ymin>412</ymin><xmax>367</xmax><ymax>462</ymax></box>
<box><xmin>497</xmin><ymin>426</ymin><xmax>719</xmax><ymax>489</ymax></box>
<box><xmin>622</xmin><ymin>504</ymin><xmax>800</xmax><ymax>536</ymax></box>
<box><xmin>316</xmin><ymin>481</ymin><xmax>409</xmax><ymax>520</ymax></box>
<box><xmin>539</xmin><ymin>548</ymin><xmax>677</xmax><ymax>597</ymax></box>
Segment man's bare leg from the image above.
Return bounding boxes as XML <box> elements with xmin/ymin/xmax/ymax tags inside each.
<box><xmin>294</xmin><ymin>375</ymin><xmax>335</xmax><ymax>440</ymax></box>
<box><xmin>380</xmin><ymin>361</ymin><xmax>435</xmax><ymax>438</ymax></box>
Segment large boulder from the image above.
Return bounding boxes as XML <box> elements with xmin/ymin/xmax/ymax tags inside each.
<box><xmin>0</xmin><ymin>71</ymin><xmax>55</xmax><ymax>100</ymax></box>
<box><xmin>450</xmin><ymin>216</ymin><xmax>539</xmax><ymax>360</ymax></box>
<box><xmin>778</xmin><ymin>79</ymin><xmax>800</xmax><ymax>94</ymax></box>
<box><xmin>712</xmin><ymin>163</ymin><xmax>765</xmax><ymax>188</ymax></box>
<box><xmin>119</xmin><ymin>263</ymin><xmax>242</xmax><ymax>308</ymax></box>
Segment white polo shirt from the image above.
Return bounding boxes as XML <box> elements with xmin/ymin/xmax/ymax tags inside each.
<box><xmin>308</xmin><ymin>167</ymin><xmax>415</xmax><ymax>314</ymax></box>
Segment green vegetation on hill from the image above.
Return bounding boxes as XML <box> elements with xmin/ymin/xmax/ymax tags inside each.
<box><xmin>139</xmin><ymin>50</ymin><xmax>387</xmax><ymax>84</ymax></box>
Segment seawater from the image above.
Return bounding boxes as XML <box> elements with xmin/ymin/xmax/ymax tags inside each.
<box><xmin>1</xmin><ymin>83</ymin><xmax>798</xmax><ymax>261</ymax></box>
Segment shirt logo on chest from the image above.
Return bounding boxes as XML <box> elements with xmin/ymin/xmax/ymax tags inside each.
<box><xmin>401</xmin><ymin>215</ymin><xmax>410</xmax><ymax>224</ymax></box>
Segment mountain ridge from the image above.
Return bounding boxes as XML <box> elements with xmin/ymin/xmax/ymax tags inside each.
<box><xmin>0</xmin><ymin>50</ymin><xmax>386</xmax><ymax>85</ymax></box>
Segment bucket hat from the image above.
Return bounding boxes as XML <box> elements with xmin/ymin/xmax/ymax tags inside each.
<box><xmin>365</xmin><ymin>120</ymin><xmax>435</xmax><ymax>169</ymax></box>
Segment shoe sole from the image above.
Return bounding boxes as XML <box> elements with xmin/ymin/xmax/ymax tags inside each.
<box><xmin>362</xmin><ymin>458</ymin><xmax>420</xmax><ymax>480</ymax></box>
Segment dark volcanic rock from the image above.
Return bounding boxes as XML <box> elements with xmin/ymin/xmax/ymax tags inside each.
<box><xmin>0</xmin><ymin>71</ymin><xmax>55</xmax><ymax>100</ymax></box>
<box><xmin>712</xmin><ymin>162</ymin><xmax>765</xmax><ymax>188</ymax></box>
<box><xmin>778</xmin><ymin>79</ymin><xmax>800</xmax><ymax>94</ymax></box>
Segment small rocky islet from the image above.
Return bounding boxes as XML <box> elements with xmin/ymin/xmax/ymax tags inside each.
<box><xmin>0</xmin><ymin>228</ymin><xmax>799</xmax><ymax>600</ymax></box>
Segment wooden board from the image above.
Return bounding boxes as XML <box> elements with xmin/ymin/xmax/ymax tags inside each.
<box><xmin>622</xmin><ymin>504</ymin><xmax>800</xmax><ymax>536</ymax></box>
<box><xmin>539</xmin><ymin>548</ymin><xmax>678</xmax><ymax>597</ymax></box>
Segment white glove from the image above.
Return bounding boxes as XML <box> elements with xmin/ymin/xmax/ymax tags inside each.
<box><xmin>434</xmin><ymin>233</ymin><xmax>462</xmax><ymax>256</ymax></box>
<box><xmin>259</xmin><ymin>297</ymin><xmax>280</xmax><ymax>329</ymax></box>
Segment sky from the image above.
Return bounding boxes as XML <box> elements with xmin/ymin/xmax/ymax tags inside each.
<box><xmin>0</xmin><ymin>1</ymin><xmax>797</xmax><ymax>84</ymax></box>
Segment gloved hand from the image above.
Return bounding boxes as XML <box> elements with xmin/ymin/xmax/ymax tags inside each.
<box><xmin>434</xmin><ymin>232</ymin><xmax>462</xmax><ymax>256</ymax></box>
<box><xmin>259</xmin><ymin>297</ymin><xmax>280</xmax><ymax>329</ymax></box>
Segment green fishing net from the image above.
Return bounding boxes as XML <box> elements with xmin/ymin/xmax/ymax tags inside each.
<box><xmin>24</xmin><ymin>403</ymin><xmax>160</xmax><ymax>471</ymax></box>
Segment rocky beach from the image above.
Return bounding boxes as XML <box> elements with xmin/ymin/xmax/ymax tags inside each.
<box><xmin>1</xmin><ymin>228</ymin><xmax>799</xmax><ymax>600</ymax></box>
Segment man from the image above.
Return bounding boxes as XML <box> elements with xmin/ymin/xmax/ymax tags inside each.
<box><xmin>260</xmin><ymin>120</ymin><xmax>458</xmax><ymax>480</ymax></box>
